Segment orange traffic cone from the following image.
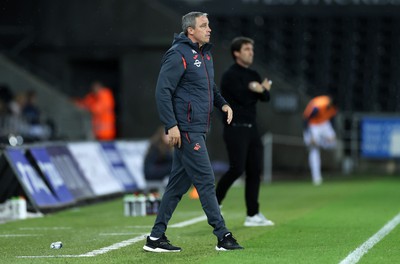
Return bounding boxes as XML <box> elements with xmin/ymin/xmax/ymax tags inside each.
<box><xmin>189</xmin><ymin>187</ymin><xmax>199</xmax><ymax>199</ymax></box>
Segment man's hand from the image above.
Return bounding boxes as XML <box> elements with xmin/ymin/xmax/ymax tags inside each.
<box><xmin>248</xmin><ymin>78</ymin><xmax>272</xmax><ymax>93</ymax></box>
<box><xmin>168</xmin><ymin>125</ymin><xmax>181</xmax><ymax>148</ymax></box>
<box><xmin>222</xmin><ymin>104</ymin><xmax>233</xmax><ymax>124</ymax></box>
<box><xmin>261</xmin><ymin>78</ymin><xmax>272</xmax><ymax>91</ymax></box>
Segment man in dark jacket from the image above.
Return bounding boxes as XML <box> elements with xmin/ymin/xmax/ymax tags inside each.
<box><xmin>143</xmin><ymin>11</ymin><xmax>243</xmax><ymax>252</ymax></box>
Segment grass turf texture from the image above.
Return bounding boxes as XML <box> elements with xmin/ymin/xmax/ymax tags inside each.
<box><xmin>0</xmin><ymin>175</ymin><xmax>399</xmax><ymax>264</ymax></box>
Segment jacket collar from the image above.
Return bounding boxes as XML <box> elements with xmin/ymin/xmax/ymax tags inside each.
<box><xmin>173</xmin><ymin>32</ymin><xmax>213</xmax><ymax>53</ymax></box>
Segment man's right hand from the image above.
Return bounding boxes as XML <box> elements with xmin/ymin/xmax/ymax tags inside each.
<box><xmin>168</xmin><ymin>125</ymin><xmax>181</xmax><ymax>148</ymax></box>
<box><xmin>261</xmin><ymin>78</ymin><xmax>272</xmax><ymax>91</ymax></box>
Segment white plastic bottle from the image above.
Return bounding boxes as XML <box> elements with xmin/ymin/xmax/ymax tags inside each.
<box><xmin>134</xmin><ymin>194</ymin><xmax>146</xmax><ymax>216</ymax></box>
<box><xmin>123</xmin><ymin>195</ymin><xmax>136</xmax><ymax>216</ymax></box>
<box><xmin>12</xmin><ymin>196</ymin><xmax>27</xmax><ymax>220</ymax></box>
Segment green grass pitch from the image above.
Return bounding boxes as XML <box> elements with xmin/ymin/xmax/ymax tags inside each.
<box><xmin>1</xmin><ymin>175</ymin><xmax>399</xmax><ymax>264</ymax></box>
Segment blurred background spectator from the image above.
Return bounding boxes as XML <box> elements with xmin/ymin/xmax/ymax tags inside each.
<box><xmin>0</xmin><ymin>85</ymin><xmax>53</xmax><ymax>144</ymax></box>
<box><xmin>0</xmin><ymin>84</ymin><xmax>14</xmax><ymax>115</ymax></box>
<box><xmin>74</xmin><ymin>81</ymin><xmax>116</xmax><ymax>141</ymax></box>
<box><xmin>22</xmin><ymin>90</ymin><xmax>40</xmax><ymax>125</ymax></box>
<box><xmin>22</xmin><ymin>89</ymin><xmax>53</xmax><ymax>140</ymax></box>
<box><xmin>144</xmin><ymin>126</ymin><xmax>173</xmax><ymax>187</ymax></box>
<box><xmin>9</xmin><ymin>91</ymin><xmax>27</xmax><ymax>117</ymax></box>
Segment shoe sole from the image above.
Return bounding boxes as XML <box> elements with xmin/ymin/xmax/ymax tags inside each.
<box><xmin>244</xmin><ymin>222</ymin><xmax>275</xmax><ymax>227</ymax></box>
<box><xmin>143</xmin><ymin>245</ymin><xmax>181</xmax><ymax>253</ymax></box>
<box><xmin>215</xmin><ymin>246</ymin><xmax>244</xmax><ymax>251</ymax></box>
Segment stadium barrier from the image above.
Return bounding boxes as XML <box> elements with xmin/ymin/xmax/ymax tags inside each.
<box><xmin>0</xmin><ymin>140</ymin><xmax>149</xmax><ymax>215</ymax></box>
<box><xmin>340</xmin><ymin>113</ymin><xmax>400</xmax><ymax>174</ymax></box>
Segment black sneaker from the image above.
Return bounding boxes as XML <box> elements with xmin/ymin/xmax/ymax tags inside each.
<box><xmin>216</xmin><ymin>232</ymin><xmax>244</xmax><ymax>251</ymax></box>
<box><xmin>143</xmin><ymin>234</ymin><xmax>182</xmax><ymax>253</ymax></box>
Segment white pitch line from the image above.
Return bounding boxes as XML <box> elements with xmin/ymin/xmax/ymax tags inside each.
<box><xmin>0</xmin><ymin>234</ymin><xmax>42</xmax><ymax>237</ymax></box>
<box><xmin>339</xmin><ymin>212</ymin><xmax>400</xmax><ymax>264</ymax></box>
<box><xmin>125</xmin><ymin>225</ymin><xmax>153</xmax><ymax>228</ymax></box>
<box><xmin>17</xmin><ymin>255</ymin><xmax>83</xmax><ymax>258</ymax></box>
<box><xmin>17</xmin><ymin>214</ymin><xmax>207</xmax><ymax>259</ymax></box>
<box><xmin>99</xmin><ymin>232</ymin><xmax>144</xmax><ymax>236</ymax></box>
<box><xmin>20</xmin><ymin>227</ymin><xmax>71</xmax><ymax>230</ymax></box>
<box><xmin>78</xmin><ymin>234</ymin><xmax>148</xmax><ymax>257</ymax></box>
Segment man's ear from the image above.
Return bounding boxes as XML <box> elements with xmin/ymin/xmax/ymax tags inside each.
<box><xmin>187</xmin><ymin>26</ymin><xmax>194</xmax><ymax>36</ymax></box>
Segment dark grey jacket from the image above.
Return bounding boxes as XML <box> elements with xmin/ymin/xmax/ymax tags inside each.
<box><xmin>155</xmin><ymin>32</ymin><xmax>227</xmax><ymax>133</ymax></box>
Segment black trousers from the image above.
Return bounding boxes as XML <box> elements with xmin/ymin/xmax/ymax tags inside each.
<box><xmin>216</xmin><ymin>124</ymin><xmax>264</xmax><ymax>216</ymax></box>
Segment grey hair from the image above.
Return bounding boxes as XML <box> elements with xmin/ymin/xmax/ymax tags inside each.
<box><xmin>182</xmin><ymin>12</ymin><xmax>208</xmax><ymax>35</ymax></box>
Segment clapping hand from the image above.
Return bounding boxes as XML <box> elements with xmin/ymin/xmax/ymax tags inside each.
<box><xmin>248</xmin><ymin>78</ymin><xmax>272</xmax><ymax>93</ymax></box>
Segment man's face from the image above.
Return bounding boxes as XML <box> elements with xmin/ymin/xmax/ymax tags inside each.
<box><xmin>235</xmin><ymin>43</ymin><xmax>254</xmax><ymax>67</ymax></box>
<box><xmin>188</xmin><ymin>15</ymin><xmax>211</xmax><ymax>46</ymax></box>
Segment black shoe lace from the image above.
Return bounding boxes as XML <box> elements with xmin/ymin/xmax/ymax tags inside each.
<box><xmin>160</xmin><ymin>234</ymin><xmax>170</xmax><ymax>243</ymax></box>
<box><xmin>227</xmin><ymin>235</ymin><xmax>237</xmax><ymax>244</ymax></box>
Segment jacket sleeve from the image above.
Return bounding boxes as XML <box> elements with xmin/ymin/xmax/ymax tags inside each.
<box><xmin>254</xmin><ymin>71</ymin><xmax>270</xmax><ymax>102</ymax></box>
<box><xmin>213</xmin><ymin>82</ymin><xmax>228</xmax><ymax>111</ymax></box>
<box><xmin>155</xmin><ymin>49</ymin><xmax>186</xmax><ymax>131</ymax></box>
<box><xmin>258</xmin><ymin>89</ymin><xmax>270</xmax><ymax>102</ymax></box>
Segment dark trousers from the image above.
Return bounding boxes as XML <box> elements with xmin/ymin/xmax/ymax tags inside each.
<box><xmin>150</xmin><ymin>132</ymin><xmax>229</xmax><ymax>240</ymax></box>
<box><xmin>216</xmin><ymin>125</ymin><xmax>263</xmax><ymax>216</ymax></box>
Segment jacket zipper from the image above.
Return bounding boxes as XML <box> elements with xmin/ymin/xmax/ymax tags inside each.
<box><xmin>187</xmin><ymin>102</ymin><xmax>192</xmax><ymax>122</ymax></box>
<box><xmin>201</xmin><ymin>52</ymin><xmax>211</xmax><ymax>131</ymax></box>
